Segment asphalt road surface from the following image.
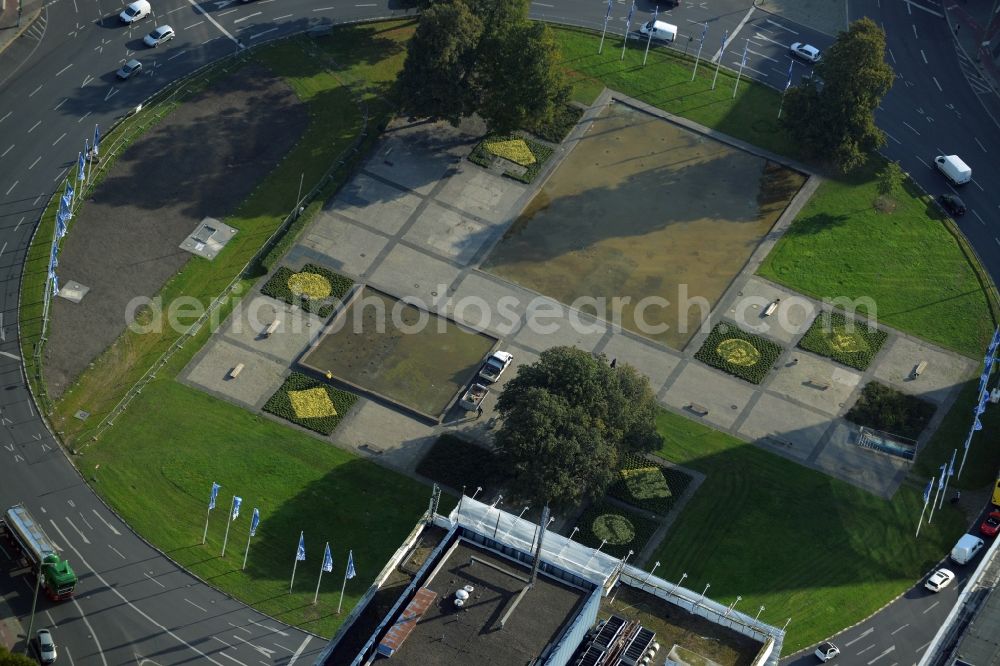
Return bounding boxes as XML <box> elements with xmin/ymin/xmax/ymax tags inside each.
<box><xmin>1</xmin><ymin>0</ymin><xmax>997</xmax><ymax>664</ymax></box>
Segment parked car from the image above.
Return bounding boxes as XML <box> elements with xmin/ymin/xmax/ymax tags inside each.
<box><xmin>790</xmin><ymin>42</ymin><xmax>821</xmax><ymax>63</ymax></box>
<box><xmin>814</xmin><ymin>641</ymin><xmax>839</xmax><ymax>662</ymax></box>
<box><xmin>36</xmin><ymin>629</ymin><xmax>57</xmax><ymax>664</ymax></box>
<box><xmin>116</xmin><ymin>59</ymin><xmax>143</xmax><ymax>80</ymax></box>
<box><xmin>119</xmin><ymin>0</ymin><xmax>151</xmax><ymax>23</ymax></box>
<box><xmin>924</xmin><ymin>568</ymin><xmax>956</xmax><ymax>593</ymax></box>
<box><xmin>980</xmin><ymin>510</ymin><xmax>1000</xmax><ymax>537</ymax></box>
<box><xmin>143</xmin><ymin>24</ymin><xmax>175</xmax><ymax>47</ymax></box>
<box><xmin>950</xmin><ymin>533</ymin><xmax>985</xmax><ymax>564</ymax></box>
<box><xmin>478</xmin><ymin>351</ymin><xmax>513</xmax><ymax>383</ymax></box>
<box><xmin>939</xmin><ymin>193</ymin><xmax>966</xmax><ymax>216</ymax></box>
<box><xmin>459</xmin><ymin>383</ymin><xmax>489</xmax><ymax>411</ymax></box>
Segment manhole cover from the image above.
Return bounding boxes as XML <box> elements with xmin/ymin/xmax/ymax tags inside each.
<box><xmin>74</xmin><ymin>410</ymin><xmax>90</xmax><ymax>421</ymax></box>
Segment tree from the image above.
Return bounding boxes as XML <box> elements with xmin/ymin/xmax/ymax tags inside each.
<box><xmin>0</xmin><ymin>647</ymin><xmax>36</xmax><ymax>666</ymax></box>
<box><xmin>395</xmin><ymin>0</ymin><xmax>567</xmax><ymax>133</ymax></box>
<box><xmin>782</xmin><ymin>18</ymin><xmax>894</xmax><ymax>172</ymax></box>
<box><xmin>876</xmin><ymin>160</ymin><xmax>904</xmax><ymax>196</ymax></box>
<box><xmin>493</xmin><ymin>347</ymin><xmax>663</xmax><ymax>509</ymax></box>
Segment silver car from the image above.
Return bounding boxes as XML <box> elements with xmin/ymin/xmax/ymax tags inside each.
<box><xmin>143</xmin><ymin>24</ymin><xmax>175</xmax><ymax>47</ymax></box>
<box><xmin>36</xmin><ymin>628</ymin><xmax>57</xmax><ymax>664</ymax></box>
<box><xmin>116</xmin><ymin>59</ymin><xmax>142</xmax><ymax>79</ymax></box>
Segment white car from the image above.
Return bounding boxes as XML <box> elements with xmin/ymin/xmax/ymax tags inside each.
<box><xmin>36</xmin><ymin>628</ymin><xmax>57</xmax><ymax>664</ymax></box>
<box><xmin>478</xmin><ymin>351</ymin><xmax>513</xmax><ymax>383</ymax></box>
<box><xmin>925</xmin><ymin>568</ymin><xmax>956</xmax><ymax>592</ymax></box>
<box><xmin>119</xmin><ymin>0</ymin><xmax>151</xmax><ymax>23</ymax></box>
<box><xmin>790</xmin><ymin>42</ymin><xmax>821</xmax><ymax>63</ymax></box>
<box><xmin>814</xmin><ymin>641</ymin><xmax>839</xmax><ymax>662</ymax></box>
<box><xmin>143</xmin><ymin>25</ymin><xmax>175</xmax><ymax>47</ymax></box>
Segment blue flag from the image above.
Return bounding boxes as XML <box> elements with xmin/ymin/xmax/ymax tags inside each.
<box><xmin>209</xmin><ymin>482</ymin><xmax>220</xmax><ymax>510</ymax></box>
<box><xmin>56</xmin><ymin>215</ymin><xmax>67</xmax><ymax>239</ymax></box>
<box><xmin>64</xmin><ymin>181</ymin><xmax>74</xmax><ymax>206</ymax></box>
<box><xmin>51</xmin><ymin>273</ymin><xmax>59</xmax><ymax>297</ymax></box>
<box><xmin>938</xmin><ymin>464</ymin><xmax>947</xmax><ymax>491</ymax></box>
<box><xmin>322</xmin><ymin>543</ymin><xmax>333</xmax><ymax>573</ymax></box>
<box><xmin>947</xmin><ymin>449</ymin><xmax>956</xmax><ymax>477</ymax></box>
<box><xmin>700</xmin><ymin>22</ymin><xmax>708</xmax><ymax>44</ymax></box>
<box><xmin>250</xmin><ymin>508</ymin><xmax>260</xmax><ymax>537</ymax></box>
<box><xmin>922</xmin><ymin>478</ymin><xmax>932</xmax><ymax>504</ymax></box>
<box><xmin>296</xmin><ymin>532</ymin><xmax>306</xmax><ymax>561</ymax></box>
<box><xmin>232</xmin><ymin>496</ymin><xmax>242</xmax><ymax>521</ymax></box>
<box><xmin>977</xmin><ymin>397</ymin><xmax>987</xmax><ymax>415</ymax></box>
<box><xmin>49</xmin><ymin>244</ymin><xmax>58</xmax><ymax>271</ymax></box>
<box><xmin>974</xmin><ymin>417</ymin><xmax>983</xmax><ymax>431</ymax></box>
<box><xmin>77</xmin><ymin>152</ymin><xmax>86</xmax><ymax>181</ymax></box>
<box><xmin>650</xmin><ymin>6</ymin><xmax>658</xmax><ymax>29</ymax></box>
<box><xmin>721</xmin><ymin>29</ymin><xmax>728</xmax><ymax>51</ymax></box>
<box><xmin>784</xmin><ymin>60</ymin><xmax>794</xmax><ymax>91</ymax></box>
<box><xmin>604</xmin><ymin>0</ymin><xmax>613</xmax><ymax>22</ymax></box>
<box><xmin>740</xmin><ymin>41</ymin><xmax>749</xmax><ymax>67</ymax></box>
<box><xmin>346</xmin><ymin>550</ymin><xmax>356</xmax><ymax>579</ymax></box>
<box><xmin>94</xmin><ymin>124</ymin><xmax>101</xmax><ymax>157</ymax></box>
<box><xmin>624</xmin><ymin>0</ymin><xmax>635</xmax><ymax>32</ymax></box>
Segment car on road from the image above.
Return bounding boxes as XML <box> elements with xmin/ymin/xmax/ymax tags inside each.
<box><xmin>939</xmin><ymin>193</ymin><xmax>966</xmax><ymax>216</ymax></box>
<box><xmin>925</xmin><ymin>568</ymin><xmax>956</xmax><ymax>592</ymax></box>
<box><xmin>479</xmin><ymin>351</ymin><xmax>513</xmax><ymax>383</ymax></box>
<box><xmin>981</xmin><ymin>510</ymin><xmax>1000</xmax><ymax>537</ymax></box>
<box><xmin>143</xmin><ymin>25</ymin><xmax>175</xmax><ymax>47</ymax></box>
<box><xmin>814</xmin><ymin>641</ymin><xmax>839</xmax><ymax>662</ymax></box>
<box><xmin>790</xmin><ymin>42</ymin><xmax>821</xmax><ymax>63</ymax></box>
<box><xmin>119</xmin><ymin>0</ymin><xmax>151</xmax><ymax>23</ymax></box>
<box><xmin>36</xmin><ymin>628</ymin><xmax>57</xmax><ymax>664</ymax></box>
<box><xmin>116</xmin><ymin>59</ymin><xmax>143</xmax><ymax>80</ymax></box>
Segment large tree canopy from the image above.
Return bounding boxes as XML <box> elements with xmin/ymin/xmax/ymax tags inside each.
<box><xmin>493</xmin><ymin>346</ymin><xmax>663</xmax><ymax>509</ymax></box>
<box><xmin>396</xmin><ymin>0</ymin><xmax>567</xmax><ymax>133</ymax></box>
<box><xmin>782</xmin><ymin>18</ymin><xmax>894</xmax><ymax>172</ymax></box>
<box><xmin>0</xmin><ymin>647</ymin><xmax>37</xmax><ymax>666</ymax></box>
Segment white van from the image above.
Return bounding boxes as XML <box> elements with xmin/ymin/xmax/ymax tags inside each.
<box><xmin>950</xmin><ymin>533</ymin><xmax>985</xmax><ymax>565</ymax></box>
<box><xmin>934</xmin><ymin>154</ymin><xmax>972</xmax><ymax>185</ymax></box>
<box><xmin>639</xmin><ymin>20</ymin><xmax>678</xmax><ymax>43</ymax></box>
<box><xmin>120</xmin><ymin>0</ymin><xmax>151</xmax><ymax>23</ymax></box>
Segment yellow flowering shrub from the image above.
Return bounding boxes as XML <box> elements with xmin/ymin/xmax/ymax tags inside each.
<box><xmin>288</xmin><ymin>387</ymin><xmax>337</xmax><ymax>419</ymax></box>
<box><xmin>484</xmin><ymin>139</ymin><xmax>536</xmax><ymax>166</ymax></box>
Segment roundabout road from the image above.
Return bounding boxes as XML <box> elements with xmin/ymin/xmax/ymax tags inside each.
<box><xmin>0</xmin><ymin>0</ymin><xmax>995</xmax><ymax>664</ymax></box>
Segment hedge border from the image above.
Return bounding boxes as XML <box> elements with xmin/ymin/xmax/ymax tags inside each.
<box><xmin>694</xmin><ymin>323</ymin><xmax>783</xmax><ymax>384</ymax></box>
<box><xmin>606</xmin><ymin>453</ymin><xmax>691</xmax><ymax>516</ymax></box>
<box><xmin>260</xmin><ymin>263</ymin><xmax>353</xmax><ymax>318</ymax></box>
<box><xmin>797</xmin><ymin>310</ymin><xmax>888</xmax><ymax>371</ymax></box>
<box><xmin>469</xmin><ymin>132</ymin><xmax>554</xmax><ymax>184</ymax></box>
<box><xmin>262</xmin><ymin>372</ymin><xmax>357</xmax><ymax>435</ymax></box>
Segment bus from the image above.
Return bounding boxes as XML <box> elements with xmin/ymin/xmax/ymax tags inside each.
<box><xmin>0</xmin><ymin>504</ymin><xmax>77</xmax><ymax>600</ymax></box>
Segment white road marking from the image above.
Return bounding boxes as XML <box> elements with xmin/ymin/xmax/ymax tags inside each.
<box><xmin>902</xmin><ymin>121</ymin><xmax>920</xmax><ymax>135</ymax></box>
<box><xmin>168</xmin><ymin>50</ymin><xmax>187</xmax><ymax>60</ymax></box>
<box><xmin>52</xmin><ymin>133</ymin><xmax>67</xmax><ymax>146</ymax></box>
<box><xmin>920</xmin><ymin>49</ymin><xmax>927</xmax><ymax>64</ymax></box>
<box><xmin>845</xmin><ymin>628</ymin><xmax>874</xmax><ymax>647</ymax></box>
<box><xmin>1</xmin><ymin>144</ymin><xmax>13</xmax><ymax>157</ymax></box>
<box><xmin>81</xmin><ymin>74</ymin><xmax>93</xmax><ymax>87</ymax></box>
<box><xmin>233</xmin><ymin>11</ymin><xmax>261</xmax><ymax>22</ymax></box>
<box><xmin>712</xmin><ymin>6</ymin><xmax>754</xmax><ymax>62</ymax></box>
<box><xmin>218</xmin><ymin>8</ymin><xmax>239</xmax><ymax>15</ymax></box>
<box><xmin>904</xmin><ymin>0</ymin><xmax>943</xmax><ymax>17</ymax></box>
<box><xmin>28</xmin><ymin>156</ymin><xmax>42</xmax><ymax>170</ymax></box>
<box><xmin>974</xmin><ymin>137</ymin><xmax>987</xmax><ymax>152</ymax></box>
<box><xmin>250</xmin><ymin>27</ymin><xmax>278</xmax><ymax>39</ymax></box>
<box><xmin>166</xmin><ymin>5</ymin><xmax>187</xmax><ymax>12</ymax></box>
<box><xmin>287</xmin><ymin>636</ymin><xmax>312</xmax><ymax>665</ymax></box>
<box><xmin>972</xmin><ymin>210</ymin><xmax>984</xmax><ymax>225</ymax></box>
<box><xmin>0</xmin><ymin>242</ymin><xmax>6</xmax><ymax>258</ymax></box>
<box><xmin>52</xmin><ymin>166</ymin><xmax>69</xmax><ymax>182</ymax></box>
<box><xmin>91</xmin><ymin>509</ymin><xmax>122</xmax><ymax>535</ymax></box>
<box><xmin>887</xmin><ymin>47</ymin><xmax>896</xmax><ymax>64</ymax></box>
<box><xmin>56</xmin><ymin>63</ymin><xmax>74</xmax><ymax>76</ymax></box>
<box><xmin>271</xmin><ymin>643</ymin><xmax>294</xmax><ymax>653</ymax></box>
<box><xmin>857</xmin><ymin>643</ymin><xmax>876</xmax><ymax>655</ymax></box>
<box><xmin>912</xmin><ymin>24</ymin><xmax>918</xmax><ymax>39</ymax></box>
<box><xmin>78</xmin><ymin>111</ymin><xmax>91</xmax><ymax>123</ymax></box>
<box><xmin>764</xmin><ymin>17</ymin><xmax>796</xmax><ymax>34</ymax></box>
<box><xmin>185</xmin><ymin>20</ymin><xmax>204</xmax><ymax>28</ymax></box>
<box><xmin>247</xmin><ymin>618</ymin><xmax>289</xmax><ymax>637</ymax></box>
<box><xmin>916</xmin><ymin>640</ymin><xmax>931</xmax><ymax>653</ymax></box>
<box><xmin>312</xmin><ymin>6</ymin><xmax>336</xmax><ymax>10</ymax></box>
<box><xmin>29</xmin><ymin>84</ymin><xmax>43</xmax><ymax>97</ymax></box>
<box><xmin>5</xmin><ymin>180</ymin><xmax>18</xmax><ymax>196</ymax></box>
<box><xmin>922</xmin><ymin>600</ymin><xmax>940</xmax><ymax>613</ymax></box>
<box><xmin>274</xmin><ymin>13</ymin><xmax>292</xmax><ymax>19</ymax></box>
<box><xmin>884</xmin><ymin>130</ymin><xmax>901</xmax><ymax>145</ymax></box>
<box><xmin>230</xmin><ymin>635</ymin><xmax>275</xmax><ymax>658</ymax></box>
<box><xmin>932</xmin><ymin>76</ymin><xmax>942</xmax><ymax>91</ymax></box>
<box><xmin>108</xmin><ymin>544</ymin><xmax>126</xmax><ymax>559</ymax></box>
<box><xmin>143</xmin><ymin>571</ymin><xmax>167</xmax><ymax>587</ymax></box>
<box><xmin>214</xmin><ymin>637</ymin><xmax>235</xmax><ymax>650</ymax></box>
<box><xmin>228</xmin><ymin>622</ymin><xmax>253</xmax><ymax>635</ymax></box>
<box><xmin>218</xmin><ymin>652</ymin><xmax>250</xmax><ymax>666</ymax></box>
<box><xmin>867</xmin><ymin>646</ymin><xmax>895</xmax><ymax>664</ymax></box>
<box><xmin>15</xmin><ymin>216</ymin><xmax>24</xmax><ymax>231</ymax></box>
<box><xmin>971</xmin><ymin>178</ymin><xmax>984</xmax><ymax>191</ymax></box>
<box><xmin>0</xmin><ymin>111</ymin><xmax>9</xmax><ymax>122</ymax></box>
<box><xmin>185</xmin><ymin>0</ymin><xmax>241</xmax><ymax>48</ymax></box>
<box><xmin>64</xmin><ymin>516</ymin><xmax>91</xmax><ymax>544</ymax></box>
<box><xmin>105</xmin><ymin>87</ymin><xmax>118</xmax><ymax>101</ymax></box>
<box><xmin>532</xmin><ymin>1</ymin><xmax>553</xmax><ymax>5</ymax></box>
<box><xmin>746</xmin><ymin>47</ymin><xmax>778</xmax><ymax>63</ymax></box>
<box><xmin>185</xmin><ymin>598</ymin><xmax>208</xmax><ymax>613</ymax></box>
<box><xmin>890</xmin><ymin>623</ymin><xmax>909</xmax><ymax>635</ymax></box>
<box><xmin>53</xmin><ymin>98</ymin><xmax>67</xmax><ymax>111</ymax></box>
<box><xmin>28</xmin><ymin>120</ymin><xmax>41</xmax><ymax>132</ymax></box>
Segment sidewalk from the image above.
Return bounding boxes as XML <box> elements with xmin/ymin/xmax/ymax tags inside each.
<box><xmin>943</xmin><ymin>0</ymin><xmax>1000</xmax><ymax>95</ymax></box>
<box><xmin>0</xmin><ymin>0</ymin><xmax>42</xmax><ymax>55</ymax></box>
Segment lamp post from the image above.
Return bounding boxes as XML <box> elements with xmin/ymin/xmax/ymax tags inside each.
<box><xmin>755</xmin><ymin>605</ymin><xmax>765</xmax><ymax>622</ymax></box>
<box><xmin>666</xmin><ymin>571</ymin><xmax>686</xmax><ymax>598</ymax></box>
<box><xmin>696</xmin><ymin>582</ymin><xmax>711</xmax><ymax>606</ymax></box>
<box><xmin>24</xmin><ymin>561</ymin><xmax>51</xmax><ymax>656</ymax></box>
<box><xmin>492</xmin><ymin>498</ymin><xmax>504</xmax><ymax>538</ymax></box>
<box><xmin>471</xmin><ymin>486</ymin><xmax>483</xmax><ymax>500</ymax></box>
<box><xmin>610</xmin><ymin>550</ymin><xmax>635</xmax><ymax>602</ymax></box>
<box><xmin>724</xmin><ymin>595</ymin><xmax>742</xmax><ymax>618</ymax></box>
<box><xmin>557</xmin><ymin>526</ymin><xmax>579</xmax><ymax>557</ymax></box>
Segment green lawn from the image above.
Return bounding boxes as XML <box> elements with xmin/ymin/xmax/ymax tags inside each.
<box><xmin>78</xmin><ymin>379</ymin><xmax>431</xmax><ymax>636</ymax></box>
<box><xmin>651</xmin><ymin>410</ymin><xmax>965</xmax><ymax>653</ymax></box>
<box><xmin>758</xmin><ymin>159</ymin><xmax>996</xmax><ymax>358</ymax></box>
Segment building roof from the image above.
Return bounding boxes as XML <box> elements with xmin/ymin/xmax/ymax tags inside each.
<box><xmin>381</xmin><ymin>541</ymin><xmax>587</xmax><ymax>665</ymax></box>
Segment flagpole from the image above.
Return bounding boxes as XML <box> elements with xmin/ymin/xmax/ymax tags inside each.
<box><xmin>711</xmin><ymin>30</ymin><xmax>727</xmax><ymax>90</ymax></box>
<box><xmin>620</xmin><ymin>0</ymin><xmax>635</xmax><ymax>62</ymax></box>
<box><xmin>777</xmin><ymin>92</ymin><xmax>786</xmax><ymax>119</ymax></box>
<box><xmin>916</xmin><ymin>480</ymin><xmax>932</xmax><ymax>538</ymax></box>
<box><xmin>940</xmin><ymin>449</ymin><xmax>957</xmax><ymax>509</ymax></box>
<box><xmin>732</xmin><ymin>38</ymin><xmax>748</xmax><ymax>99</ymax></box>
<box><xmin>642</xmin><ymin>7</ymin><xmax>657</xmax><ymax>66</ymax></box>
<box><xmin>221</xmin><ymin>495</ymin><xmax>235</xmax><ymax>556</ymax></box>
<box><xmin>87</xmin><ymin>139</ymin><xmax>94</xmax><ymax>184</ymax></box>
<box><xmin>313</xmin><ymin>544</ymin><xmax>328</xmax><ymax>605</ymax></box>
<box><xmin>202</xmin><ymin>506</ymin><xmax>212</xmax><ymax>544</ymax></box>
<box><xmin>691</xmin><ymin>24</ymin><xmax>706</xmax><ymax>81</ymax></box>
<box><xmin>290</xmin><ymin>558</ymin><xmax>299</xmax><ymax>594</ymax></box>
<box><xmin>928</xmin><ymin>474</ymin><xmax>942</xmax><ymax>524</ymax></box>
<box><xmin>242</xmin><ymin>527</ymin><xmax>253</xmax><ymax>570</ymax></box>
<box><xmin>598</xmin><ymin>0</ymin><xmax>612</xmax><ymax>54</ymax></box>
<box><xmin>337</xmin><ymin>563</ymin><xmax>349</xmax><ymax>614</ymax></box>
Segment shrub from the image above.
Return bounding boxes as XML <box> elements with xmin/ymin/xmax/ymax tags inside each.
<box><xmin>468</xmin><ymin>133</ymin><xmax>554</xmax><ymax>184</ymax></box>
<box><xmin>606</xmin><ymin>453</ymin><xmax>691</xmax><ymax>515</ymax></box>
<box><xmin>798</xmin><ymin>311</ymin><xmax>887</xmax><ymax>370</ymax></box>
<box><xmin>527</xmin><ymin>103</ymin><xmax>584</xmax><ymax>144</ymax></box>
<box><xmin>260</xmin><ymin>263</ymin><xmax>353</xmax><ymax>318</ymax></box>
<box><xmin>263</xmin><ymin>372</ymin><xmax>356</xmax><ymax>435</ymax></box>
<box><xmin>415</xmin><ymin>434</ymin><xmax>511</xmax><ymax>494</ymax></box>
<box><xmin>575</xmin><ymin>500</ymin><xmax>659</xmax><ymax>559</ymax></box>
<box><xmin>845</xmin><ymin>382</ymin><xmax>937</xmax><ymax>441</ymax></box>
<box><xmin>694</xmin><ymin>323</ymin><xmax>783</xmax><ymax>384</ymax></box>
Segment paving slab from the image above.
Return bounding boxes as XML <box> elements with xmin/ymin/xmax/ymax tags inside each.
<box><xmin>300</xmin><ymin>216</ymin><xmax>391</xmax><ymax>281</ymax></box>
<box><xmin>183</xmin><ymin>339</ymin><xmax>289</xmax><ymax>409</ymax></box>
<box><xmin>364</xmin><ymin>119</ymin><xmax>475</xmax><ymax>197</ymax></box>
<box><xmin>444</xmin><ymin>271</ymin><xmax>538</xmax><ymax>338</ymax></box>
<box><xmin>512</xmin><ymin>298</ymin><xmax>607</xmax><ymax>354</ymax></box>
<box><xmin>873</xmin><ymin>336</ymin><xmax>977</xmax><ymax>404</ymax></box>
<box><xmin>662</xmin><ymin>364</ymin><xmax>757</xmax><ymax>430</ymax></box>
<box><xmin>328</xmin><ymin>172</ymin><xmax>422</xmax><ymax>236</ymax></box>
<box><xmin>435</xmin><ymin>164</ymin><xmax>527</xmax><ymax>225</ymax></box>
<box><xmin>220</xmin><ymin>294</ymin><xmax>324</xmax><ymax>364</ymax></box>
<box><xmin>736</xmin><ymin>393</ymin><xmax>831</xmax><ymax>462</ymax></box>
<box><xmin>600</xmin><ymin>330</ymin><xmax>682</xmax><ymax>390</ymax></box>
<box><xmin>766</xmin><ymin>353</ymin><xmax>861</xmax><ymax>416</ymax></box>
<box><xmin>447</xmin><ymin>348</ymin><xmax>541</xmax><ymax>445</ymax></box>
<box><xmin>403</xmin><ymin>201</ymin><xmax>492</xmax><ymax>265</ymax></box>
<box><xmin>812</xmin><ymin>420</ymin><xmax>909</xmax><ymax>499</ymax></box>
<box><xmin>368</xmin><ymin>243</ymin><xmax>463</xmax><ymax>306</ymax></box>
<box><xmin>333</xmin><ymin>399</ymin><xmax>438</xmax><ymax>472</ymax></box>
<box><xmin>724</xmin><ymin>276</ymin><xmax>817</xmax><ymax>345</ymax></box>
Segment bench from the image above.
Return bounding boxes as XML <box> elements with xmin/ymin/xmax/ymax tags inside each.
<box><xmin>806</xmin><ymin>378</ymin><xmax>830</xmax><ymax>390</ymax></box>
<box><xmin>911</xmin><ymin>360</ymin><xmax>928</xmax><ymax>379</ymax></box>
<box><xmin>763</xmin><ymin>299</ymin><xmax>780</xmax><ymax>317</ymax></box>
<box><xmin>264</xmin><ymin>319</ymin><xmax>281</xmax><ymax>337</ymax></box>
<box><xmin>362</xmin><ymin>443</ymin><xmax>384</xmax><ymax>455</ymax></box>
<box><xmin>688</xmin><ymin>402</ymin><xmax>709</xmax><ymax>416</ymax></box>
<box><xmin>229</xmin><ymin>363</ymin><xmax>244</xmax><ymax>379</ymax></box>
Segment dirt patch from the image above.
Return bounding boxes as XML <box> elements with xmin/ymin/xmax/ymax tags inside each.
<box><xmin>43</xmin><ymin>63</ymin><xmax>308</xmax><ymax>398</ymax></box>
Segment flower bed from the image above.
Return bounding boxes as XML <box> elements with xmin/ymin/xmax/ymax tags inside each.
<box><xmin>798</xmin><ymin>311</ymin><xmax>888</xmax><ymax>370</ymax></box>
<box><xmin>263</xmin><ymin>372</ymin><xmax>357</xmax><ymax>435</ymax></box>
<box><xmin>415</xmin><ymin>433</ymin><xmax>511</xmax><ymax>494</ymax></box>
<box><xmin>469</xmin><ymin>133</ymin><xmax>554</xmax><ymax>184</ymax></box>
<box><xmin>845</xmin><ymin>381</ymin><xmax>936</xmax><ymax>441</ymax></box>
<box><xmin>607</xmin><ymin>454</ymin><xmax>691</xmax><ymax>515</ymax></box>
<box><xmin>260</xmin><ymin>263</ymin><xmax>353</xmax><ymax>318</ymax></box>
<box><xmin>694</xmin><ymin>323</ymin><xmax>783</xmax><ymax>384</ymax></box>
<box><xmin>576</xmin><ymin>500</ymin><xmax>659</xmax><ymax>559</ymax></box>
<box><xmin>527</xmin><ymin>103</ymin><xmax>584</xmax><ymax>144</ymax></box>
